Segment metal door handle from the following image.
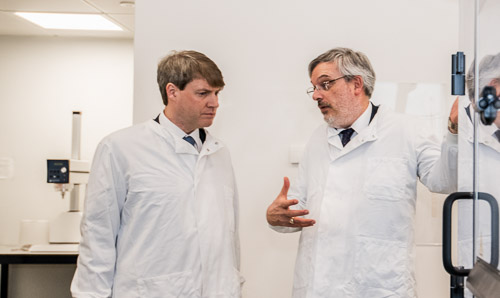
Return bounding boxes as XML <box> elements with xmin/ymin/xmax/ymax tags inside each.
<box><xmin>442</xmin><ymin>192</ymin><xmax>499</xmax><ymax>276</ymax></box>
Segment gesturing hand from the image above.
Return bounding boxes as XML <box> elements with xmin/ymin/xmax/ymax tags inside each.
<box><xmin>266</xmin><ymin>177</ymin><xmax>316</xmax><ymax>227</ymax></box>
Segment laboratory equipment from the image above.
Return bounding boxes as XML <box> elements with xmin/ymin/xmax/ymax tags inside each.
<box><xmin>476</xmin><ymin>85</ymin><xmax>500</xmax><ymax>125</ymax></box>
<box><xmin>47</xmin><ymin>111</ymin><xmax>90</xmax><ymax>243</ymax></box>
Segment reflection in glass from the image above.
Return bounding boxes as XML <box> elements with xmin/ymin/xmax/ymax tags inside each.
<box><xmin>457</xmin><ymin>52</ymin><xmax>500</xmax><ymax>297</ymax></box>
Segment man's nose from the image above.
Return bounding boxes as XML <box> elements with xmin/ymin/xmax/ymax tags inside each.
<box><xmin>208</xmin><ymin>94</ymin><xmax>219</xmax><ymax>108</ymax></box>
<box><xmin>312</xmin><ymin>89</ymin><xmax>322</xmax><ymax>101</ymax></box>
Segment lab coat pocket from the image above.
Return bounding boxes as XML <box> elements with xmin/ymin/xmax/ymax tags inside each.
<box><xmin>128</xmin><ymin>174</ymin><xmax>184</xmax><ymax>196</ymax></box>
<box><xmin>353</xmin><ymin>238</ymin><xmax>414</xmax><ymax>297</ymax></box>
<box><xmin>138</xmin><ymin>271</ymin><xmax>200</xmax><ymax>298</ymax></box>
<box><xmin>224</xmin><ymin>186</ymin><xmax>235</xmax><ymax>233</ymax></box>
<box><xmin>363</xmin><ymin>157</ymin><xmax>411</xmax><ymax>200</ymax></box>
<box><xmin>126</xmin><ymin>175</ymin><xmax>188</xmax><ymax>215</ymax></box>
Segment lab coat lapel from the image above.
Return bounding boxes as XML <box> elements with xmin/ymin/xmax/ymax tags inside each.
<box><xmin>489</xmin><ymin>137</ymin><xmax>500</xmax><ymax>153</ymax></box>
<box><xmin>335</xmin><ymin>116</ymin><xmax>379</xmax><ymax>160</ymax></box>
<box><xmin>191</xmin><ymin>132</ymin><xmax>224</xmax><ymax>191</ymax></box>
<box><xmin>198</xmin><ymin>132</ymin><xmax>223</xmax><ymax>158</ymax></box>
<box><xmin>479</xmin><ymin>128</ymin><xmax>500</xmax><ymax>153</ymax></box>
<box><xmin>463</xmin><ymin>120</ymin><xmax>500</xmax><ymax>153</ymax></box>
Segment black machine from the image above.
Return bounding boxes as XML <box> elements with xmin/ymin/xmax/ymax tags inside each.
<box><xmin>476</xmin><ymin>86</ymin><xmax>500</xmax><ymax>125</ymax></box>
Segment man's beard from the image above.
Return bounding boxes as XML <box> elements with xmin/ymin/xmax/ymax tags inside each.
<box><xmin>324</xmin><ymin>115</ymin><xmax>336</xmax><ymax>127</ymax></box>
<box><xmin>319</xmin><ymin>101</ymin><xmax>337</xmax><ymax>128</ymax></box>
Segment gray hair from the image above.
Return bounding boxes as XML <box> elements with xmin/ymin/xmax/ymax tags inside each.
<box><xmin>466</xmin><ymin>52</ymin><xmax>500</xmax><ymax>100</ymax></box>
<box><xmin>308</xmin><ymin>47</ymin><xmax>376</xmax><ymax>98</ymax></box>
<box><xmin>157</xmin><ymin>50</ymin><xmax>225</xmax><ymax>105</ymax></box>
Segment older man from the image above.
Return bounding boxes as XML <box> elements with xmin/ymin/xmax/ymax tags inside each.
<box><xmin>454</xmin><ymin>52</ymin><xmax>500</xmax><ymax>298</ymax></box>
<box><xmin>267</xmin><ymin>47</ymin><xmax>457</xmax><ymax>297</ymax></box>
<box><xmin>72</xmin><ymin>50</ymin><xmax>243</xmax><ymax>298</ymax></box>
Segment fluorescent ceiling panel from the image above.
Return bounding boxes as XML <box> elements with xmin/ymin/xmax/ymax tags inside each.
<box><xmin>14</xmin><ymin>12</ymin><xmax>122</xmax><ymax>31</ymax></box>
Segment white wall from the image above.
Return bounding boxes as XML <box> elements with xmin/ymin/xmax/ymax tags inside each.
<box><xmin>134</xmin><ymin>0</ymin><xmax>459</xmax><ymax>297</ymax></box>
<box><xmin>0</xmin><ymin>36</ymin><xmax>133</xmax><ymax>297</ymax></box>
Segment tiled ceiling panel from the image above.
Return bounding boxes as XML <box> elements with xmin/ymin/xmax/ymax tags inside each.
<box><xmin>86</xmin><ymin>0</ymin><xmax>134</xmax><ymax>14</ymax></box>
<box><xmin>0</xmin><ymin>0</ymin><xmax>134</xmax><ymax>38</ymax></box>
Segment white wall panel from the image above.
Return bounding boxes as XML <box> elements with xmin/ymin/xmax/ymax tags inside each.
<box><xmin>133</xmin><ymin>1</ymin><xmax>459</xmax><ymax>297</ymax></box>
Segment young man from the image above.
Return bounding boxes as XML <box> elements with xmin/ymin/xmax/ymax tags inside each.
<box><xmin>72</xmin><ymin>50</ymin><xmax>243</xmax><ymax>298</ymax></box>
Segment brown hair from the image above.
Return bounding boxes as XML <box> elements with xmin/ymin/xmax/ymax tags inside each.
<box><xmin>157</xmin><ymin>50</ymin><xmax>225</xmax><ymax>105</ymax></box>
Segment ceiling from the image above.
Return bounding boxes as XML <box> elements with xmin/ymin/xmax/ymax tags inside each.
<box><xmin>0</xmin><ymin>0</ymin><xmax>134</xmax><ymax>39</ymax></box>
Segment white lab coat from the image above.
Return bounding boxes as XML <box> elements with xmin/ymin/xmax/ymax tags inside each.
<box><xmin>457</xmin><ymin>108</ymin><xmax>500</xmax><ymax>298</ymax></box>
<box><xmin>273</xmin><ymin>106</ymin><xmax>457</xmax><ymax>298</ymax></box>
<box><xmin>71</xmin><ymin>118</ymin><xmax>243</xmax><ymax>298</ymax></box>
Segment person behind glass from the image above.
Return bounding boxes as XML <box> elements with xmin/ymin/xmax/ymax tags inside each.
<box><xmin>71</xmin><ymin>50</ymin><xmax>243</xmax><ymax>298</ymax></box>
<box><xmin>450</xmin><ymin>52</ymin><xmax>500</xmax><ymax>298</ymax></box>
<box><xmin>266</xmin><ymin>47</ymin><xmax>458</xmax><ymax>297</ymax></box>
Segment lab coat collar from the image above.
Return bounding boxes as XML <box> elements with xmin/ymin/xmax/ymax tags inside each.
<box><xmin>150</xmin><ymin>114</ymin><xmax>224</xmax><ymax>156</ymax></box>
<box><xmin>480</xmin><ymin>123</ymin><xmax>500</xmax><ymax>152</ymax></box>
<box><xmin>197</xmin><ymin>131</ymin><xmax>224</xmax><ymax>157</ymax></box>
<box><xmin>477</xmin><ymin>117</ymin><xmax>500</xmax><ymax>152</ymax></box>
<box><xmin>332</xmin><ymin>105</ymin><xmax>381</xmax><ymax>159</ymax></box>
<box><xmin>464</xmin><ymin>121</ymin><xmax>500</xmax><ymax>153</ymax></box>
<box><xmin>463</xmin><ymin>105</ymin><xmax>500</xmax><ymax>152</ymax></box>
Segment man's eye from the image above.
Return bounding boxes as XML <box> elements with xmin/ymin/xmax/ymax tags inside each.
<box><xmin>197</xmin><ymin>92</ymin><xmax>209</xmax><ymax>96</ymax></box>
<box><xmin>321</xmin><ymin>81</ymin><xmax>333</xmax><ymax>90</ymax></box>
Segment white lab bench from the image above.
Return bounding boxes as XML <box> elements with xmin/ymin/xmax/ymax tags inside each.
<box><xmin>0</xmin><ymin>246</ymin><xmax>78</xmax><ymax>298</ymax></box>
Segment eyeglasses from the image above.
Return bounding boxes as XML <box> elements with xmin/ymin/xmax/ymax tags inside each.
<box><xmin>306</xmin><ymin>75</ymin><xmax>347</xmax><ymax>97</ymax></box>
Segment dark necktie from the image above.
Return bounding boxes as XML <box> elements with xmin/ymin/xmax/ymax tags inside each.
<box><xmin>339</xmin><ymin>128</ymin><xmax>355</xmax><ymax>147</ymax></box>
<box><xmin>495</xmin><ymin>130</ymin><xmax>500</xmax><ymax>142</ymax></box>
<box><xmin>183</xmin><ymin>136</ymin><xmax>196</xmax><ymax>147</ymax></box>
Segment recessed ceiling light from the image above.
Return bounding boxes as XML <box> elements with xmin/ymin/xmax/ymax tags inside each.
<box><xmin>14</xmin><ymin>12</ymin><xmax>123</xmax><ymax>31</ymax></box>
<box><xmin>119</xmin><ymin>1</ymin><xmax>135</xmax><ymax>8</ymax></box>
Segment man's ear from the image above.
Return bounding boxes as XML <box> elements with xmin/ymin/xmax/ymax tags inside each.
<box><xmin>166</xmin><ymin>83</ymin><xmax>177</xmax><ymax>101</ymax></box>
<box><xmin>352</xmin><ymin>76</ymin><xmax>364</xmax><ymax>96</ymax></box>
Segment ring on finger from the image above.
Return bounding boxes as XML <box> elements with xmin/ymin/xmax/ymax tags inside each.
<box><xmin>289</xmin><ymin>217</ymin><xmax>295</xmax><ymax>225</ymax></box>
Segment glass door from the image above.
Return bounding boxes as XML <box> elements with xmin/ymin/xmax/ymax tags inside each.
<box><xmin>446</xmin><ymin>0</ymin><xmax>500</xmax><ymax>297</ymax></box>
